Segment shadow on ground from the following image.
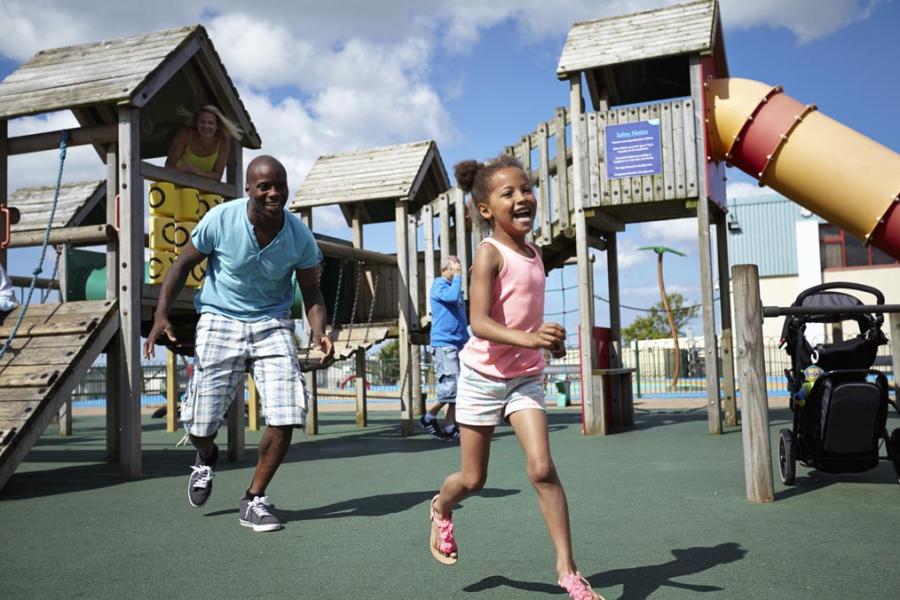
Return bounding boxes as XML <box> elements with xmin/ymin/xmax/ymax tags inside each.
<box><xmin>203</xmin><ymin>487</ymin><xmax>521</xmax><ymax>521</ymax></box>
<box><xmin>463</xmin><ymin>542</ymin><xmax>747</xmax><ymax>599</ymax></box>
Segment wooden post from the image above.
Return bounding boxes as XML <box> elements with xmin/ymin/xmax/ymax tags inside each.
<box><xmin>606</xmin><ymin>232</ymin><xmax>621</xmax><ymax>368</ymax></box>
<box><xmin>889</xmin><ymin>314</ymin><xmax>900</xmax><ymax>398</ymax></box>
<box><xmin>166</xmin><ymin>349</ymin><xmax>178</xmax><ymax>432</ymax></box>
<box><xmin>58</xmin><ymin>397</ymin><xmax>72</xmax><ymax>436</ymax></box>
<box><xmin>247</xmin><ymin>374</ymin><xmax>260</xmax><ymax>431</ymax></box>
<box><xmin>715</xmin><ymin>209</ymin><xmax>737</xmax><ymax>426</ymax></box>
<box><xmin>423</xmin><ymin>203</ymin><xmax>435</xmax><ymax>321</ymax></box>
<box><xmin>1</xmin><ymin>119</ymin><xmax>7</xmax><ymax>268</ymax></box>
<box><xmin>453</xmin><ymin>188</ymin><xmax>469</xmax><ymax>299</ymax></box>
<box><xmin>690</xmin><ymin>56</ymin><xmax>722</xmax><ymax>435</ymax></box>
<box><xmin>569</xmin><ymin>76</ymin><xmax>600</xmax><ymax>435</ymax></box>
<box><xmin>117</xmin><ymin>107</ymin><xmax>143</xmax><ymax>478</ymax></box>
<box><xmin>104</xmin><ymin>142</ymin><xmax>123</xmax><ymax>461</ymax></box>
<box><xmin>439</xmin><ymin>193</ymin><xmax>451</xmax><ymax>260</ymax></box>
<box><xmin>408</xmin><ymin>213</ymin><xmax>423</xmax><ymax>418</ymax></box>
<box><xmin>226</xmin><ymin>380</ymin><xmax>245</xmax><ymax>462</ymax></box>
<box><xmin>351</xmin><ymin>206</ymin><xmax>369</xmax><ymax>428</ymax></box>
<box><xmin>733</xmin><ymin>264</ymin><xmax>774</xmax><ymax>503</ymax></box>
<box><xmin>396</xmin><ymin>201</ymin><xmax>414</xmax><ymax>435</ymax></box>
<box><xmin>355</xmin><ymin>350</ymin><xmax>367</xmax><ymax>428</ymax></box>
<box><xmin>304</xmin><ymin>371</ymin><xmax>318</xmax><ymax>435</ymax></box>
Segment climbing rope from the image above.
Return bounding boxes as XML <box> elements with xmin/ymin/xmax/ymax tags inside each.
<box><xmin>0</xmin><ymin>131</ymin><xmax>70</xmax><ymax>359</ymax></box>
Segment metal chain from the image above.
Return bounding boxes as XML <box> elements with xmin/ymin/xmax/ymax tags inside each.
<box><xmin>330</xmin><ymin>259</ymin><xmax>345</xmax><ymax>329</ymax></box>
<box><xmin>1</xmin><ymin>131</ymin><xmax>69</xmax><ymax>359</ymax></box>
<box><xmin>346</xmin><ymin>261</ymin><xmax>363</xmax><ymax>336</ymax></box>
<box><xmin>366</xmin><ymin>271</ymin><xmax>380</xmax><ymax>326</ymax></box>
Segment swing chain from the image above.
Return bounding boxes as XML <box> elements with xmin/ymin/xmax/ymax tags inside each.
<box><xmin>366</xmin><ymin>270</ymin><xmax>379</xmax><ymax>326</ymax></box>
<box><xmin>330</xmin><ymin>259</ymin><xmax>345</xmax><ymax>329</ymax></box>
<box><xmin>347</xmin><ymin>260</ymin><xmax>363</xmax><ymax>334</ymax></box>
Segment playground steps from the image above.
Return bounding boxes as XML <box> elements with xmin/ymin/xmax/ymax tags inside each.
<box><xmin>0</xmin><ymin>299</ymin><xmax>119</xmax><ymax>491</ymax></box>
<box><xmin>298</xmin><ymin>322</ymin><xmax>394</xmax><ymax>371</ymax></box>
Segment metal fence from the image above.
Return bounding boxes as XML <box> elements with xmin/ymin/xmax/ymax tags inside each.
<box><xmin>72</xmin><ymin>334</ymin><xmax>895</xmax><ymax>405</ymax></box>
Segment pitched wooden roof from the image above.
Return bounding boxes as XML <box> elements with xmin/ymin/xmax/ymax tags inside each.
<box><xmin>292</xmin><ymin>140</ymin><xmax>450</xmax><ymax>225</ymax></box>
<box><xmin>557</xmin><ymin>0</ymin><xmax>725</xmax><ymax>78</ymax></box>
<box><xmin>0</xmin><ymin>25</ymin><xmax>260</xmax><ymax>149</ymax></box>
<box><xmin>10</xmin><ymin>181</ymin><xmax>105</xmax><ymax>232</ymax></box>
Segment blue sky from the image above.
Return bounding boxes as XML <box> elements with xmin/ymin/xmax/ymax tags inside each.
<box><xmin>1</xmin><ymin>0</ymin><xmax>898</xmax><ymax>340</ymax></box>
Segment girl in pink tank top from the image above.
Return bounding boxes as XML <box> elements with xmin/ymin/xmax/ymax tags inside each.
<box><xmin>429</xmin><ymin>156</ymin><xmax>603</xmax><ymax>600</ymax></box>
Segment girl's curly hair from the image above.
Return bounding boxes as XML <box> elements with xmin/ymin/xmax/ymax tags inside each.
<box><xmin>454</xmin><ymin>155</ymin><xmax>525</xmax><ymax>228</ymax></box>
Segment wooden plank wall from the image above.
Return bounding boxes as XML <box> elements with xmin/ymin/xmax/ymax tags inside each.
<box><xmin>596</xmin><ymin>98</ymin><xmax>699</xmax><ymax>207</ymax></box>
<box><xmin>504</xmin><ymin>108</ymin><xmax>583</xmax><ymax>247</ymax></box>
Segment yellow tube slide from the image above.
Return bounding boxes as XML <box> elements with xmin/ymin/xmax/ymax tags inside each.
<box><xmin>706</xmin><ymin>78</ymin><xmax>900</xmax><ymax>259</ymax></box>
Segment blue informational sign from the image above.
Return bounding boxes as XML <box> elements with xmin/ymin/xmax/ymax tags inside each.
<box><xmin>605</xmin><ymin>120</ymin><xmax>662</xmax><ymax>179</ymax></box>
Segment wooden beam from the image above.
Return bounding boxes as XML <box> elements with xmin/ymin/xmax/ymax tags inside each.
<box><xmin>140</xmin><ymin>162</ymin><xmax>242</xmax><ymax>198</ymax></box>
<box><xmin>569</xmin><ymin>76</ymin><xmax>601</xmax><ymax>436</ymax></box>
<box><xmin>715</xmin><ymin>209</ymin><xmax>737</xmax><ymax>426</ymax></box>
<box><xmin>226</xmin><ymin>380</ymin><xmax>245</xmax><ymax>462</ymax></box>
<box><xmin>166</xmin><ymin>350</ymin><xmax>178</xmax><ymax>433</ymax></box>
<box><xmin>6</xmin><ymin>123</ymin><xmax>118</xmax><ymax>156</ymax></box>
<box><xmin>355</xmin><ymin>351</ymin><xmax>367</xmax><ymax>428</ymax></box>
<box><xmin>452</xmin><ymin>188</ymin><xmax>468</xmax><ymax>299</ymax></box>
<box><xmin>351</xmin><ymin>207</ymin><xmax>369</xmax><ymax>429</ymax></box>
<box><xmin>131</xmin><ymin>37</ymin><xmax>202</xmax><ymax>108</ymax></box>
<box><xmin>733</xmin><ymin>264</ymin><xmax>774</xmax><ymax>503</ymax></box>
<box><xmin>104</xmin><ymin>143</ymin><xmax>123</xmax><ymax>461</ymax></box>
<box><xmin>316</xmin><ymin>239</ymin><xmax>395</xmax><ymax>266</ymax></box>
<box><xmin>439</xmin><ymin>194</ymin><xmax>451</xmax><ymax>259</ymax></box>
<box><xmin>691</xmin><ymin>55</ymin><xmax>722</xmax><ymax>435</ymax></box>
<box><xmin>1</xmin><ymin>119</ymin><xmax>7</xmax><ymax>268</ymax></box>
<box><xmin>247</xmin><ymin>374</ymin><xmax>260</xmax><ymax>432</ymax></box>
<box><xmin>117</xmin><ymin>107</ymin><xmax>143</xmax><ymax>478</ymax></box>
<box><xmin>304</xmin><ymin>371</ymin><xmax>318</xmax><ymax>435</ymax></box>
<box><xmin>423</xmin><ymin>203</ymin><xmax>435</xmax><ymax>321</ymax></box>
<box><xmin>396</xmin><ymin>201</ymin><xmax>414</xmax><ymax>435</ymax></box>
<box><xmin>6</xmin><ymin>224</ymin><xmax>117</xmax><ymax>248</ymax></box>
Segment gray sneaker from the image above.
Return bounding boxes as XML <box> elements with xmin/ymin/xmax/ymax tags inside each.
<box><xmin>188</xmin><ymin>445</ymin><xmax>218</xmax><ymax>507</ymax></box>
<box><xmin>239</xmin><ymin>496</ymin><xmax>282</xmax><ymax>532</ymax></box>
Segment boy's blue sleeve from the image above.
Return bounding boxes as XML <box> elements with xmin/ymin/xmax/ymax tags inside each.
<box><xmin>293</xmin><ymin>220</ymin><xmax>323</xmax><ymax>270</ymax></box>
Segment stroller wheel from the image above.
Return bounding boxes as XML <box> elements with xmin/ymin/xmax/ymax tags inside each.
<box><xmin>890</xmin><ymin>428</ymin><xmax>900</xmax><ymax>483</ymax></box>
<box><xmin>779</xmin><ymin>429</ymin><xmax>796</xmax><ymax>485</ymax></box>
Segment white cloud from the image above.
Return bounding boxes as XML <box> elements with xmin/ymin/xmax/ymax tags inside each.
<box><xmin>719</xmin><ymin>0</ymin><xmax>877</xmax><ymax>43</ymax></box>
<box><xmin>639</xmin><ymin>219</ymin><xmax>697</xmax><ymax>246</ymax></box>
<box><xmin>6</xmin><ymin>112</ymin><xmax>106</xmax><ymax>192</ymax></box>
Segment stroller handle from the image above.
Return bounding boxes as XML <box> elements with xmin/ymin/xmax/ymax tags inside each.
<box><xmin>794</xmin><ymin>281</ymin><xmax>885</xmax><ymax>307</ymax></box>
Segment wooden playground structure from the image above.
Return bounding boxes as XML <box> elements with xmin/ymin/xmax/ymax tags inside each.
<box><xmin>24</xmin><ymin>0</ymin><xmax>884</xmax><ymax>492</ymax></box>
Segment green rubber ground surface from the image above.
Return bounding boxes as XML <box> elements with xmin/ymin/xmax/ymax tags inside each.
<box><xmin>2</xmin><ymin>407</ymin><xmax>899</xmax><ymax>599</ymax></box>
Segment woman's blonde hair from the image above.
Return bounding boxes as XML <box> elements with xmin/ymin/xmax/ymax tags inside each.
<box><xmin>178</xmin><ymin>104</ymin><xmax>242</xmax><ymax>141</ymax></box>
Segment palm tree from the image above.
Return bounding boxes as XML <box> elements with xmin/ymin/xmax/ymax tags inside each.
<box><xmin>639</xmin><ymin>245</ymin><xmax>687</xmax><ymax>389</ymax></box>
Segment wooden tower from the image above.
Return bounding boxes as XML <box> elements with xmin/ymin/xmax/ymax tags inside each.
<box><xmin>556</xmin><ymin>0</ymin><xmax>736</xmax><ymax>434</ymax></box>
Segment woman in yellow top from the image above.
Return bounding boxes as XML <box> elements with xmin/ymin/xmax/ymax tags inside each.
<box><xmin>166</xmin><ymin>105</ymin><xmax>242</xmax><ymax>181</ymax></box>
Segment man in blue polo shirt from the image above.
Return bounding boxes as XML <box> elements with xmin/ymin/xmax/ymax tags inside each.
<box><xmin>421</xmin><ymin>255</ymin><xmax>468</xmax><ymax>440</ymax></box>
<box><xmin>144</xmin><ymin>155</ymin><xmax>333</xmax><ymax>532</ymax></box>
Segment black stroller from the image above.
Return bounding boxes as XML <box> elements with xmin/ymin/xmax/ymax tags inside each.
<box><xmin>779</xmin><ymin>282</ymin><xmax>900</xmax><ymax>485</ymax></box>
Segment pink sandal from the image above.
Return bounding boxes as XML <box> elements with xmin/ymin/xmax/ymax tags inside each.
<box><xmin>558</xmin><ymin>572</ymin><xmax>603</xmax><ymax>600</ymax></box>
<box><xmin>429</xmin><ymin>494</ymin><xmax>458</xmax><ymax>565</ymax></box>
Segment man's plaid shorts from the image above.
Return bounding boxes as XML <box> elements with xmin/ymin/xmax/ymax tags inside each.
<box><xmin>181</xmin><ymin>312</ymin><xmax>307</xmax><ymax>437</ymax></box>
